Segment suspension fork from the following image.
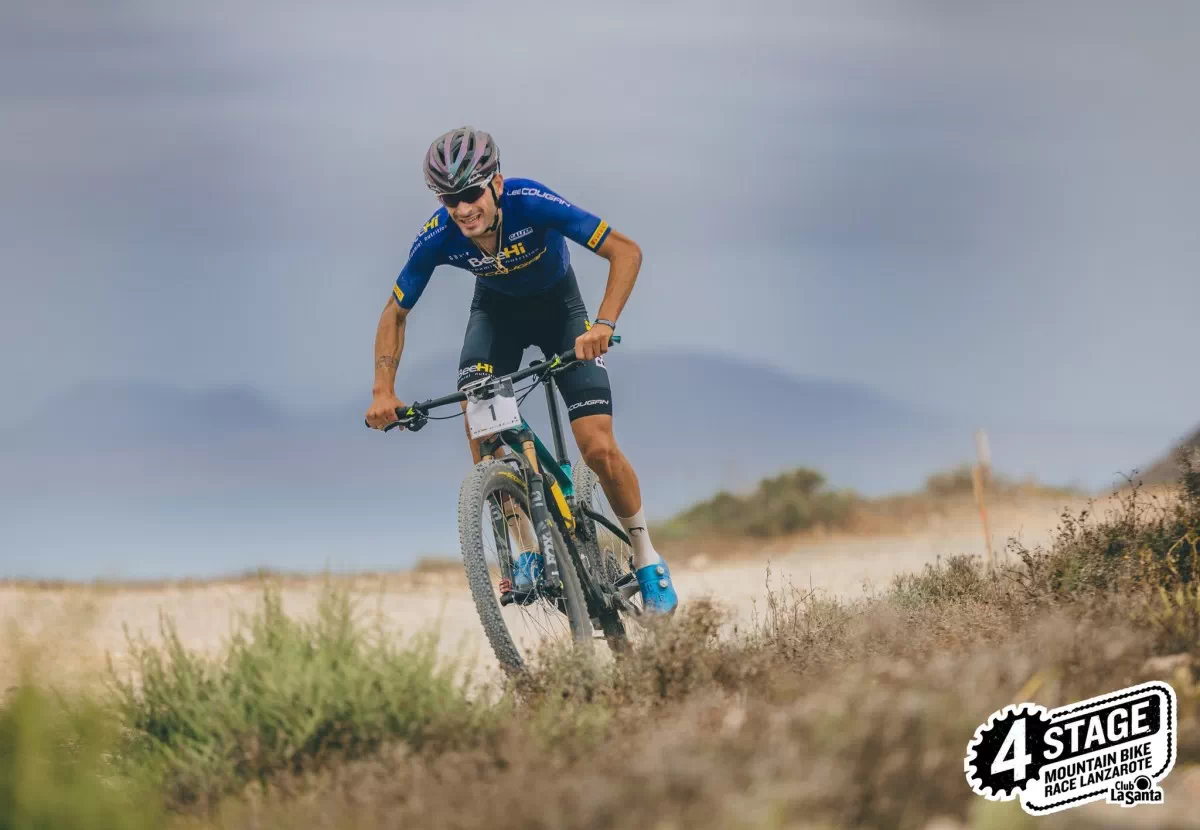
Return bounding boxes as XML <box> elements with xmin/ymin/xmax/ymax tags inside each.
<box><xmin>501</xmin><ymin>429</ymin><xmax>561</xmax><ymax>587</ymax></box>
<box><xmin>493</xmin><ymin>433</ymin><xmax>613</xmax><ymax>617</ymax></box>
<box><xmin>479</xmin><ymin>438</ymin><xmax>529</xmax><ymax>557</ymax></box>
<box><xmin>481</xmin><ymin>430</ymin><xmax>575</xmax><ymax>592</ymax></box>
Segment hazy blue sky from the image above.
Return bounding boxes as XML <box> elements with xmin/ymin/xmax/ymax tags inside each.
<box><xmin>4</xmin><ymin>1</ymin><xmax>1199</xmax><ymax>431</ymax></box>
<box><xmin>5</xmin><ymin>2</ymin><xmax>1200</xmax><ymax>577</ymax></box>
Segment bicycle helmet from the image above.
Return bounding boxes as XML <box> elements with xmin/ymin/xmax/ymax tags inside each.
<box><xmin>423</xmin><ymin>127</ymin><xmax>500</xmax><ymax>195</ymax></box>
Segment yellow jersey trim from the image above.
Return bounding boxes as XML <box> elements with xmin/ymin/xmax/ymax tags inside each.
<box><xmin>587</xmin><ymin>220</ymin><xmax>610</xmax><ymax>250</ymax></box>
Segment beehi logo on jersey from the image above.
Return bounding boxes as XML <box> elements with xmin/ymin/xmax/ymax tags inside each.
<box><xmin>965</xmin><ymin>681</ymin><xmax>1177</xmax><ymax>815</ymax></box>
<box><xmin>468</xmin><ymin>242</ymin><xmax>529</xmax><ymax>269</ymax></box>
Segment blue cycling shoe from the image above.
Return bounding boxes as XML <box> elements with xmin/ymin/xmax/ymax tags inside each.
<box><xmin>636</xmin><ymin>559</ymin><xmax>678</xmax><ymax>615</ymax></box>
<box><xmin>512</xmin><ymin>550</ymin><xmax>544</xmax><ymax>592</ymax></box>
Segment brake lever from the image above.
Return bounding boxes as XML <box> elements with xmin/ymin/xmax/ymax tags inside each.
<box><xmin>367</xmin><ymin>406</ymin><xmax>427</xmax><ymax>433</ymax></box>
<box><xmin>379</xmin><ymin>415</ymin><xmax>426</xmax><ymax>432</ymax></box>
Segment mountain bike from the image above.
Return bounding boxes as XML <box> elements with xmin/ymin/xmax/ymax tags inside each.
<box><xmin>377</xmin><ymin>337</ymin><xmax>642</xmax><ymax>672</ymax></box>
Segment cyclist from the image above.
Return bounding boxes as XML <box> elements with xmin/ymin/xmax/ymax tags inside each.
<box><xmin>365</xmin><ymin>127</ymin><xmax>677</xmax><ymax>614</ymax></box>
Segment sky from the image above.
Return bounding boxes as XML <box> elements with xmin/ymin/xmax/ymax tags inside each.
<box><xmin>3</xmin><ymin>4</ymin><xmax>1200</xmax><ymax>504</ymax></box>
<box><xmin>4</xmin><ymin>1</ymin><xmax>1200</xmax><ymax>577</ymax></box>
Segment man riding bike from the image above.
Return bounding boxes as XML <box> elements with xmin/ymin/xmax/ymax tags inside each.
<box><xmin>365</xmin><ymin>126</ymin><xmax>677</xmax><ymax>614</ymax></box>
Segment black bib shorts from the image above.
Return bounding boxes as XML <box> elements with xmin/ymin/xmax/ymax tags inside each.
<box><xmin>457</xmin><ymin>267</ymin><xmax>613</xmax><ymax>421</ymax></box>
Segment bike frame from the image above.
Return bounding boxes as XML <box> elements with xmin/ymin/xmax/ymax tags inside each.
<box><xmin>478</xmin><ymin>373</ymin><xmax>577</xmax><ymax>533</ymax></box>
<box><xmin>384</xmin><ymin>344</ymin><xmax>641</xmax><ymax>628</ymax></box>
<box><xmin>388</xmin><ymin>342</ymin><xmax>632</xmax><ymax>549</ymax></box>
<box><xmin>478</xmin><ymin>367</ymin><xmax>632</xmax><ymax>552</ymax></box>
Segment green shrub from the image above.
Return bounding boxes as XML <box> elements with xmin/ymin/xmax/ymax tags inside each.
<box><xmin>0</xmin><ymin>681</ymin><xmax>159</xmax><ymax>830</ymax></box>
<box><xmin>110</xmin><ymin>583</ymin><xmax>495</xmax><ymax>809</ymax></box>
<box><xmin>657</xmin><ymin>467</ymin><xmax>860</xmax><ymax>540</ymax></box>
<box><xmin>656</xmin><ymin>464</ymin><xmax>1080</xmax><ymax>545</ymax></box>
<box><xmin>922</xmin><ymin>465</ymin><xmax>979</xmax><ymax>498</ymax></box>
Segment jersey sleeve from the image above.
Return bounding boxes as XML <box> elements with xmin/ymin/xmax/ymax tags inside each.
<box><xmin>392</xmin><ymin>211</ymin><xmax>448</xmax><ymax>310</ymax></box>
<box><xmin>514</xmin><ymin>181</ymin><xmax>613</xmax><ymax>253</ymax></box>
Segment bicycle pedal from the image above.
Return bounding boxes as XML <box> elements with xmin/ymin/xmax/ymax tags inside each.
<box><xmin>618</xmin><ymin>581</ymin><xmax>641</xmax><ymax>602</ymax></box>
<box><xmin>613</xmin><ymin>572</ymin><xmax>636</xmax><ymax>589</ymax></box>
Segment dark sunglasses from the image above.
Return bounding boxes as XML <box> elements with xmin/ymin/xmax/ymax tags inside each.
<box><xmin>440</xmin><ymin>183</ymin><xmax>489</xmax><ymax>208</ymax></box>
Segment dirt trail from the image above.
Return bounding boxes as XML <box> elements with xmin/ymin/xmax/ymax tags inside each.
<box><xmin>0</xmin><ymin>496</ymin><xmax>1086</xmax><ymax>690</ymax></box>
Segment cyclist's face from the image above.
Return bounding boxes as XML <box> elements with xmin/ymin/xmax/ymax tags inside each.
<box><xmin>445</xmin><ymin>173</ymin><xmax>502</xmax><ymax>238</ymax></box>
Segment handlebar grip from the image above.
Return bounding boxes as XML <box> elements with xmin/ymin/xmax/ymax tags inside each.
<box><xmin>555</xmin><ymin>335</ymin><xmax>621</xmax><ymax>364</ymax></box>
<box><xmin>384</xmin><ymin>405</ymin><xmax>411</xmax><ymax>432</ymax></box>
<box><xmin>367</xmin><ymin>406</ymin><xmax>416</xmax><ymax>432</ymax></box>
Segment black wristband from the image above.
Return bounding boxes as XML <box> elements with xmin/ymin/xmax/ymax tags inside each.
<box><xmin>593</xmin><ymin>318</ymin><xmax>617</xmax><ymax>331</ymax></box>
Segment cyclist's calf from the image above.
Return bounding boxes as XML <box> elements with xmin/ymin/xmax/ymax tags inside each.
<box><xmin>572</xmin><ymin>413</ymin><xmax>668</xmax><ymax>577</ymax></box>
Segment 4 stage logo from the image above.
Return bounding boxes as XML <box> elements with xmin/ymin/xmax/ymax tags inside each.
<box><xmin>965</xmin><ymin>682</ymin><xmax>1176</xmax><ymax>815</ymax></box>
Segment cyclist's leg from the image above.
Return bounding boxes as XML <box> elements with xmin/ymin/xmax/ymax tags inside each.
<box><xmin>534</xmin><ymin>270</ymin><xmax>630</xmax><ymax>506</ymax></box>
<box><xmin>458</xmin><ymin>288</ymin><xmax>536</xmax><ymax>559</ymax></box>
<box><xmin>536</xmin><ymin>271</ymin><xmax>676</xmax><ymax>612</ymax></box>
<box><xmin>457</xmin><ymin>285</ymin><xmax>525</xmax><ymax>462</ymax></box>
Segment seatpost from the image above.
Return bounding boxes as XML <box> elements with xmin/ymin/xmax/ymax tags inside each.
<box><xmin>543</xmin><ymin>372</ymin><xmax>571</xmax><ymax>467</ymax></box>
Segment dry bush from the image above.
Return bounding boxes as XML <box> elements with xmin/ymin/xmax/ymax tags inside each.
<box><xmin>185</xmin><ymin>565</ymin><xmax>1200</xmax><ymax>830</ymax></box>
<box><xmin>410</xmin><ymin>556</ymin><xmax>464</xmax><ymax>574</ymax></box>
<box><xmin>15</xmin><ymin>470</ymin><xmax>1200</xmax><ymax>829</ymax></box>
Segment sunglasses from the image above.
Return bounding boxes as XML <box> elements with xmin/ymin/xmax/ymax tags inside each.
<box><xmin>440</xmin><ymin>183</ymin><xmax>489</xmax><ymax>208</ymax></box>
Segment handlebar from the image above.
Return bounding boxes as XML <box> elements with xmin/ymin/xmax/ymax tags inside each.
<box><xmin>367</xmin><ymin>336</ymin><xmax>620</xmax><ymax>432</ymax></box>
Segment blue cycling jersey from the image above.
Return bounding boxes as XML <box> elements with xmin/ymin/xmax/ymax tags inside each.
<box><xmin>392</xmin><ymin>178</ymin><xmax>612</xmax><ymax>310</ymax></box>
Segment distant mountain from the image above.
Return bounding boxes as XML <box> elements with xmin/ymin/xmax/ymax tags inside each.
<box><xmin>2</xmin><ymin>382</ymin><xmax>283</xmax><ymax>445</ymax></box>
<box><xmin>0</xmin><ymin>350</ymin><xmax>1174</xmax><ymax>579</ymax></box>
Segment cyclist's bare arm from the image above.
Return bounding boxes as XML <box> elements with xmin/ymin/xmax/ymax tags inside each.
<box><xmin>575</xmin><ymin>229</ymin><xmax>642</xmax><ymax>360</ymax></box>
<box><xmin>366</xmin><ymin>299</ymin><xmax>410</xmax><ymax>429</ymax></box>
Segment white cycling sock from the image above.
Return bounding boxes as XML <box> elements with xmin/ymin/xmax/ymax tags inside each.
<box><xmin>618</xmin><ymin>507</ymin><xmax>661</xmax><ymax>571</ymax></box>
<box><xmin>499</xmin><ymin>497</ymin><xmax>538</xmax><ymax>553</ymax></box>
<box><xmin>515</xmin><ymin>513</ymin><xmax>538</xmax><ymax>553</ymax></box>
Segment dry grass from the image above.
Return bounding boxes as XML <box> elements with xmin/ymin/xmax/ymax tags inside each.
<box><xmin>169</xmin><ymin>575</ymin><xmax>1200</xmax><ymax>830</ymax></box>
<box><xmin>7</xmin><ymin>471</ymin><xmax>1200</xmax><ymax>829</ymax></box>
<box><xmin>174</xmin><ymin>468</ymin><xmax>1200</xmax><ymax>828</ymax></box>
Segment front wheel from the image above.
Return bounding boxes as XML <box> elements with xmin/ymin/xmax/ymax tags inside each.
<box><xmin>458</xmin><ymin>459</ymin><xmax>593</xmax><ymax>673</ymax></box>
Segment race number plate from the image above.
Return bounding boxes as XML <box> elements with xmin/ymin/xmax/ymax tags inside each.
<box><xmin>465</xmin><ymin>377</ymin><xmax>521</xmax><ymax>439</ymax></box>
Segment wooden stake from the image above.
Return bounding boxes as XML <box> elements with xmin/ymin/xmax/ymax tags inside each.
<box><xmin>973</xmin><ymin>429</ymin><xmax>995</xmax><ymax>570</ymax></box>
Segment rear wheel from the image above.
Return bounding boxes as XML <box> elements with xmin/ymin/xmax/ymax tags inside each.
<box><xmin>572</xmin><ymin>463</ymin><xmax>640</xmax><ymax>651</ymax></box>
<box><xmin>458</xmin><ymin>459</ymin><xmax>592</xmax><ymax>673</ymax></box>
